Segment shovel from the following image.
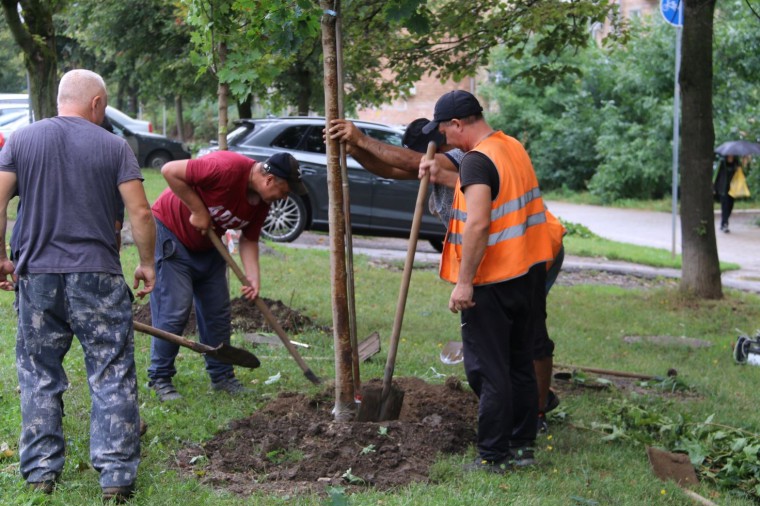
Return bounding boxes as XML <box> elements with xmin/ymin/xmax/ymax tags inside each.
<box><xmin>207</xmin><ymin>231</ymin><xmax>321</xmax><ymax>385</ymax></box>
<box><xmin>646</xmin><ymin>447</ymin><xmax>718</xmax><ymax>506</ymax></box>
<box><xmin>356</xmin><ymin>141</ymin><xmax>436</xmax><ymax>422</ymax></box>
<box><xmin>133</xmin><ymin>321</ymin><xmax>261</xmax><ymax>369</ymax></box>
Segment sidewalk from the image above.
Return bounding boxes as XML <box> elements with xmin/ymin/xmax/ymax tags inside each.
<box><xmin>546</xmin><ymin>201</ymin><xmax>760</xmax><ymax>294</ymax></box>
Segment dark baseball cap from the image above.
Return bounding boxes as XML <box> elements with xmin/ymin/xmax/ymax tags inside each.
<box><xmin>402</xmin><ymin>118</ymin><xmax>445</xmax><ymax>153</ymax></box>
<box><xmin>264</xmin><ymin>152</ymin><xmax>308</xmax><ymax>195</ymax></box>
<box><xmin>422</xmin><ymin>90</ymin><xmax>483</xmax><ymax>134</ymax></box>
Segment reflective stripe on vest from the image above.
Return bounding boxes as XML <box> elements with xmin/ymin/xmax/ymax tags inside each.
<box><xmin>439</xmin><ymin>132</ymin><xmax>554</xmax><ymax>285</ymax></box>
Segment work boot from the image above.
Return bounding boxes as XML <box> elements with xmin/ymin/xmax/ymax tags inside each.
<box><xmin>102</xmin><ymin>484</ymin><xmax>135</xmax><ymax>503</ymax></box>
<box><xmin>149</xmin><ymin>378</ymin><xmax>182</xmax><ymax>402</ymax></box>
<box><xmin>27</xmin><ymin>480</ymin><xmax>56</xmax><ymax>494</ymax></box>
<box><xmin>463</xmin><ymin>456</ymin><xmax>512</xmax><ymax>474</ymax></box>
<box><xmin>211</xmin><ymin>376</ymin><xmax>249</xmax><ymax>395</ymax></box>
<box><xmin>509</xmin><ymin>446</ymin><xmax>536</xmax><ymax>467</ymax></box>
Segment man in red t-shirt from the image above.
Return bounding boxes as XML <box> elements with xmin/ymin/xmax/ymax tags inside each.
<box><xmin>147</xmin><ymin>151</ymin><xmax>306</xmax><ymax>400</ymax></box>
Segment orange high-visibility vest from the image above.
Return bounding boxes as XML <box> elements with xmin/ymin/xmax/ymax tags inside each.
<box><xmin>440</xmin><ymin>132</ymin><xmax>554</xmax><ymax>285</ymax></box>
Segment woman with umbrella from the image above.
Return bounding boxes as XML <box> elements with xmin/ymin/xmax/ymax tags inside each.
<box><xmin>714</xmin><ymin>154</ymin><xmax>740</xmax><ymax>233</ymax></box>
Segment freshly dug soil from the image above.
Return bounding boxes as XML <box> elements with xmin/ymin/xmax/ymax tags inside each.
<box><xmin>175</xmin><ymin>376</ymin><xmax>479</xmax><ymax>495</ymax></box>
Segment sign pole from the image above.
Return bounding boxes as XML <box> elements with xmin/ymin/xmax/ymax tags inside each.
<box><xmin>671</xmin><ymin>26</ymin><xmax>681</xmax><ymax>257</ymax></box>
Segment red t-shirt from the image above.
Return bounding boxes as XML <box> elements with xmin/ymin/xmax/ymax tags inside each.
<box><xmin>152</xmin><ymin>151</ymin><xmax>270</xmax><ymax>251</ymax></box>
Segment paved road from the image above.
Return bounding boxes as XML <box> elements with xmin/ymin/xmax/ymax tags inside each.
<box><xmin>545</xmin><ymin>201</ymin><xmax>760</xmax><ymax>293</ymax></box>
<box><xmin>284</xmin><ymin>201</ymin><xmax>760</xmax><ymax>293</ymax></box>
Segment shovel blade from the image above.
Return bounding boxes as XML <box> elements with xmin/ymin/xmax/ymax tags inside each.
<box><xmin>440</xmin><ymin>341</ymin><xmax>464</xmax><ymax>365</ymax></box>
<box><xmin>355</xmin><ymin>383</ymin><xmax>405</xmax><ymax>422</ymax></box>
<box><xmin>207</xmin><ymin>343</ymin><xmax>261</xmax><ymax>369</ymax></box>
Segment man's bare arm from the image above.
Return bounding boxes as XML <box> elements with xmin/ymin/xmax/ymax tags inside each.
<box><xmin>0</xmin><ymin>171</ymin><xmax>18</xmax><ymax>287</ymax></box>
<box><xmin>119</xmin><ymin>179</ymin><xmax>156</xmax><ymax>298</ymax></box>
<box><xmin>162</xmin><ymin>160</ymin><xmax>211</xmax><ymax>232</ymax></box>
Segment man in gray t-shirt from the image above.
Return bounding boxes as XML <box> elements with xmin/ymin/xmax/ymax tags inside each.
<box><xmin>0</xmin><ymin>69</ymin><xmax>156</xmax><ymax>502</ymax></box>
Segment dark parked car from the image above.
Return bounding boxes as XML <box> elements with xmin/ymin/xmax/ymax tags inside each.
<box><xmin>196</xmin><ymin>117</ymin><xmax>446</xmax><ymax>250</ymax></box>
<box><xmin>106</xmin><ymin>113</ymin><xmax>191</xmax><ymax>169</ymax></box>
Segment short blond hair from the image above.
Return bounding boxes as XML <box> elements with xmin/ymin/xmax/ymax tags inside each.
<box><xmin>57</xmin><ymin>69</ymin><xmax>107</xmax><ymax>109</ymax></box>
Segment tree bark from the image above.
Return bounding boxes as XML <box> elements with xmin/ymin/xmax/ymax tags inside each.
<box><xmin>237</xmin><ymin>95</ymin><xmax>252</xmax><ymax>120</ymax></box>
<box><xmin>321</xmin><ymin>1</ymin><xmax>355</xmax><ymax>421</ymax></box>
<box><xmin>174</xmin><ymin>95</ymin><xmax>185</xmax><ymax>142</ymax></box>
<box><xmin>295</xmin><ymin>65</ymin><xmax>312</xmax><ymax>116</ymax></box>
<box><xmin>1</xmin><ymin>0</ymin><xmax>57</xmax><ymax>119</ymax></box>
<box><xmin>679</xmin><ymin>0</ymin><xmax>721</xmax><ymax>298</ymax></box>
<box><xmin>217</xmin><ymin>41</ymin><xmax>229</xmax><ymax>150</ymax></box>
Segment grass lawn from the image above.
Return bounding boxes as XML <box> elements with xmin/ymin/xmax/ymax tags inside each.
<box><xmin>1</xmin><ymin>242</ymin><xmax>759</xmax><ymax>505</ymax></box>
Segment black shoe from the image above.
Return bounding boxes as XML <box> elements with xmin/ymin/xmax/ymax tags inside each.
<box><xmin>102</xmin><ymin>484</ymin><xmax>135</xmax><ymax>503</ymax></box>
<box><xmin>509</xmin><ymin>446</ymin><xmax>536</xmax><ymax>467</ymax></box>
<box><xmin>149</xmin><ymin>378</ymin><xmax>182</xmax><ymax>402</ymax></box>
<box><xmin>545</xmin><ymin>390</ymin><xmax>560</xmax><ymax>413</ymax></box>
<box><xmin>27</xmin><ymin>480</ymin><xmax>56</xmax><ymax>494</ymax></box>
<box><xmin>211</xmin><ymin>376</ymin><xmax>249</xmax><ymax>395</ymax></box>
<box><xmin>721</xmin><ymin>223</ymin><xmax>730</xmax><ymax>233</ymax></box>
<box><xmin>463</xmin><ymin>456</ymin><xmax>512</xmax><ymax>474</ymax></box>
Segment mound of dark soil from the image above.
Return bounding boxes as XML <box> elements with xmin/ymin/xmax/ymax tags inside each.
<box><xmin>133</xmin><ymin>296</ymin><xmax>329</xmax><ymax>336</ymax></box>
<box><xmin>174</xmin><ymin>376</ymin><xmax>479</xmax><ymax>495</ymax></box>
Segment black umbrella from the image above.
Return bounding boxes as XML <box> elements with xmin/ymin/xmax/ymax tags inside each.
<box><xmin>714</xmin><ymin>140</ymin><xmax>760</xmax><ymax>157</ymax></box>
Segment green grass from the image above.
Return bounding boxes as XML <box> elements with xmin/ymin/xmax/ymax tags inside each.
<box><xmin>1</xmin><ymin>243</ymin><xmax>759</xmax><ymax>505</ymax></box>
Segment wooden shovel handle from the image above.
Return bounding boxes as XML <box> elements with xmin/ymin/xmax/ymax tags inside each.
<box><xmin>381</xmin><ymin>141</ymin><xmax>436</xmax><ymax>399</ymax></box>
<box><xmin>207</xmin><ymin>231</ymin><xmax>321</xmax><ymax>384</ymax></box>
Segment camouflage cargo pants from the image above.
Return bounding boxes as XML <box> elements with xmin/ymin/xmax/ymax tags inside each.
<box><xmin>16</xmin><ymin>273</ymin><xmax>140</xmax><ymax>488</ymax></box>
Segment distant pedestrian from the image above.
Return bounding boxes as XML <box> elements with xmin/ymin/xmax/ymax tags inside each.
<box><xmin>0</xmin><ymin>69</ymin><xmax>156</xmax><ymax>503</ymax></box>
<box><xmin>714</xmin><ymin>155</ymin><xmax>740</xmax><ymax>233</ymax></box>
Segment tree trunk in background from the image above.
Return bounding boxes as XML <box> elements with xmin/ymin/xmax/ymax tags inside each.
<box><xmin>174</xmin><ymin>95</ymin><xmax>185</xmax><ymax>142</ymax></box>
<box><xmin>217</xmin><ymin>41</ymin><xmax>229</xmax><ymax>151</ymax></box>
<box><xmin>237</xmin><ymin>95</ymin><xmax>252</xmax><ymax>120</ymax></box>
<box><xmin>679</xmin><ymin>0</ymin><xmax>721</xmax><ymax>298</ymax></box>
<box><xmin>1</xmin><ymin>0</ymin><xmax>57</xmax><ymax>119</ymax></box>
<box><xmin>321</xmin><ymin>1</ymin><xmax>354</xmax><ymax>422</ymax></box>
<box><xmin>295</xmin><ymin>65</ymin><xmax>311</xmax><ymax>116</ymax></box>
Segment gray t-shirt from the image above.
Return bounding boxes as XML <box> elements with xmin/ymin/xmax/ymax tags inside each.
<box><xmin>0</xmin><ymin>116</ymin><xmax>142</xmax><ymax>275</ymax></box>
<box><xmin>429</xmin><ymin>148</ymin><xmax>465</xmax><ymax>228</ymax></box>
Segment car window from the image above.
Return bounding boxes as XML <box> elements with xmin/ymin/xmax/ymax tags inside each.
<box><xmin>271</xmin><ymin>125</ymin><xmax>309</xmax><ymax>150</ymax></box>
<box><xmin>364</xmin><ymin>128</ymin><xmax>403</xmax><ymax>147</ymax></box>
<box><xmin>233</xmin><ymin>125</ymin><xmax>258</xmax><ymax>146</ymax></box>
<box><xmin>301</xmin><ymin>127</ymin><xmax>326</xmax><ymax>153</ymax></box>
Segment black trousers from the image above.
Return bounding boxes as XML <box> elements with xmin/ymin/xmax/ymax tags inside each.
<box><xmin>720</xmin><ymin>193</ymin><xmax>734</xmax><ymax>227</ymax></box>
<box><xmin>461</xmin><ymin>263</ymin><xmax>546</xmax><ymax>462</ymax></box>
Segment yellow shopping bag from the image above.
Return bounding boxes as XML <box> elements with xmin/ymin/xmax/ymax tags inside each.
<box><xmin>729</xmin><ymin>167</ymin><xmax>751</xmax><ymax>199</ymax></box>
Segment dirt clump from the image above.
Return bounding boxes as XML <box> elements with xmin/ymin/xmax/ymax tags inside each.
<box><xmin>174</xmin><ymin>376</ymin><xmax>479</xmax><ymax>495</ymax></box>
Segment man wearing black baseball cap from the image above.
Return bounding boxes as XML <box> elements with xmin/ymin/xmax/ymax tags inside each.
<box><xmin>421</xmin><ymin>89</ymin><xmax>484</xmax><ymax>135</ymax></box>
<box><xmin>146</xmin><ymin>150</ymin><xmax>304</xmax><ymax>401</ymax></box>
<box><xmin>431</xmin><ymin>89</ymin><xmax>555</xmax><ymax>473</ymax></box>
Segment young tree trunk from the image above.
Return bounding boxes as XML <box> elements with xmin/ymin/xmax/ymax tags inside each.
<box><xmin>321</xmin><ymin>1</ymin><xmax>355</xmax><ymax>421</ymax></box>
<box><xmin>679</xmin><ymin>0</ymin><xmax>721</xmax><ymax>298</ymax></box>
<box><xmin>1</xmin><ymin>0</ymin><xmax>57</xmax><ymax>119</ymax></box>
<box><xmin>174</xmin><ymin>95</ymin><xmax>185</xmax><ymax>142</ymax></box>
<box><xmin>217</xmin><ymin>41</ymin><xmax>229</xmax><ymax>151</ymax></box>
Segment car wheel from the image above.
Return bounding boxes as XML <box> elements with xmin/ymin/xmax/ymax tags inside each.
<box><xmin>146</xmin><ymin>150</ymin><xmax>172</xmax><ymax>169</ymax></box>
<box><xmin>429</xmin><ymin>238</ymin><xmax>444</xmax><ymax>253</ymax></box>
<box><xmin>262</xmin><ymin>193</ymin><xmax>307</xmax><ymax>242</ymax></box>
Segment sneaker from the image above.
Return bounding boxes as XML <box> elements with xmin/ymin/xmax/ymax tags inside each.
<box><xmin>102</xmin><ymin>484</ymin><xmax>135</xmax><ymax>503</ymax></box>
<box><xmin>211</xmin><ymin>376</ymin><xmax>249</xmax><ymax>395</ymax></box>
<box><xmin>510</xmin><ymin>446</ymin><xmax>536</xmax><ymax>467</ymax></box>
<box><xmin>149</xmin><ymin>378</ymin><xmax>182</xmax><ymax>402</ymax></box>
<box><xmin>463</xmin><ymin>456</ymin><xmax>512</xmax><ymax>474</ymax></box>
<box><xmin>27</xmin><ymin>480</ymin><xmax>56</xmax><ymax>494</ymax></box>
<box><xmin>545</xmin><ymin>390</ymin><xmax>560</xmax><ymax>413</ymax></box>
